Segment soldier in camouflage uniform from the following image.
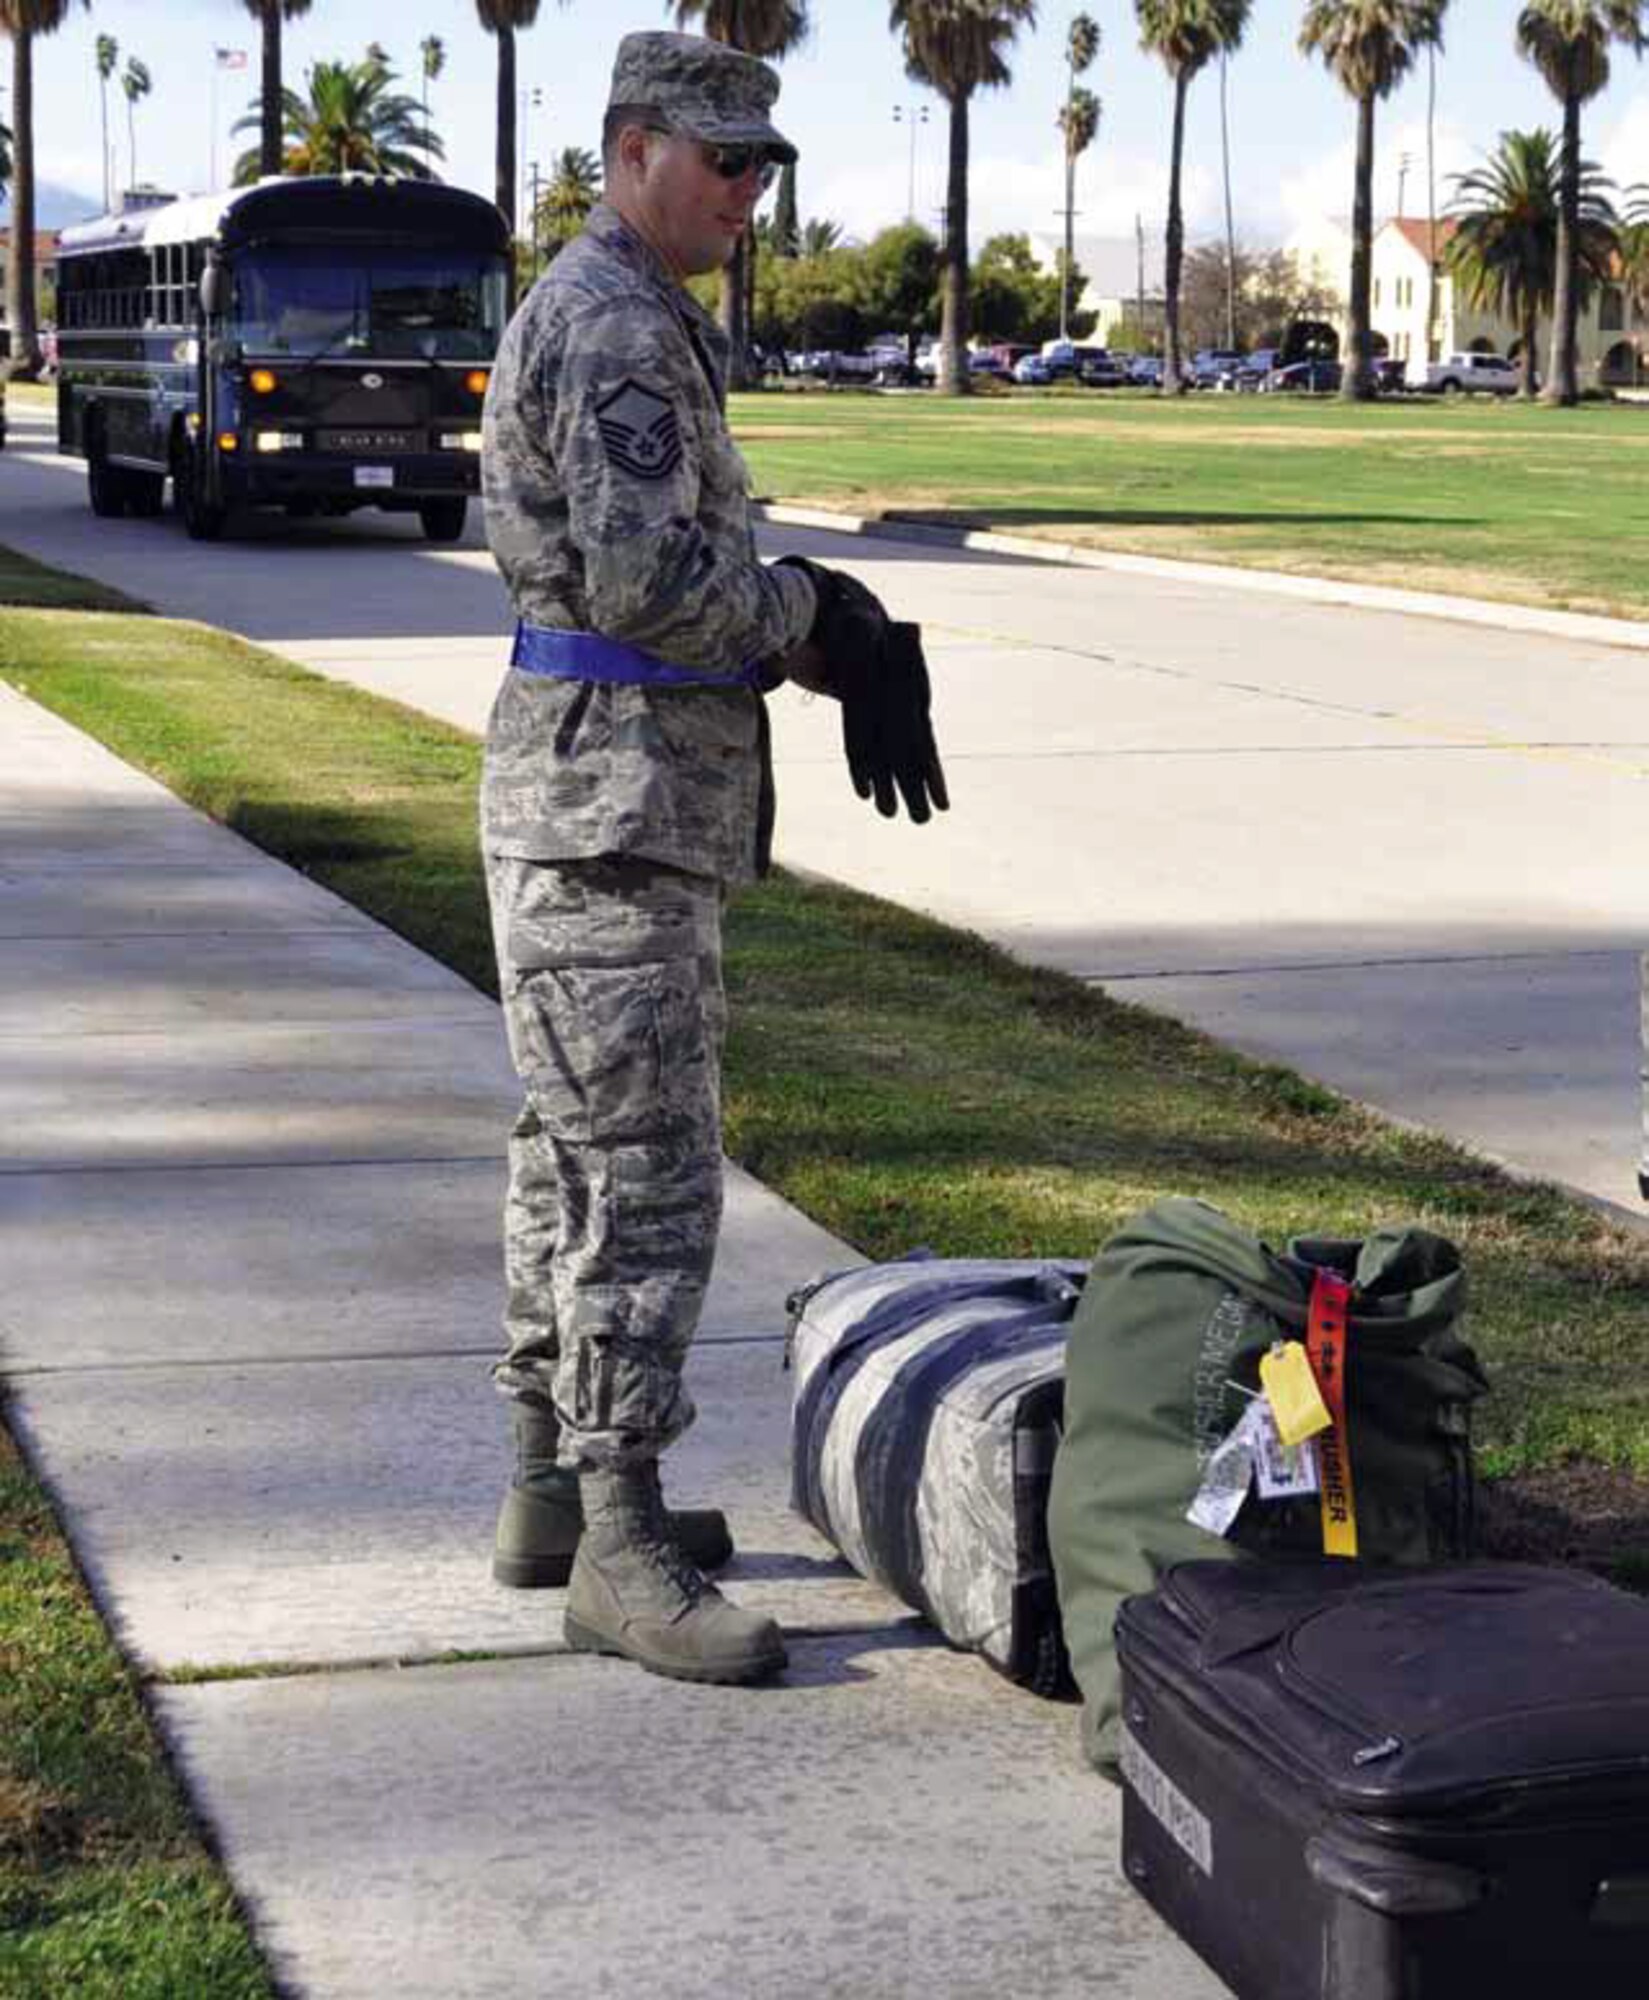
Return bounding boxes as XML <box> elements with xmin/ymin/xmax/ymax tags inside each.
<box><xmin>480</xmin><ymin>30</ymin><xmax>944</xmax><ymax>1685</ymax></box>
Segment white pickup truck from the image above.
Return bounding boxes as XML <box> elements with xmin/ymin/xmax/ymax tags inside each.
<box><xmin>1419</xmin><ymin>352</ymin><xmax>1522</xmax><ymax>395</ymax></box>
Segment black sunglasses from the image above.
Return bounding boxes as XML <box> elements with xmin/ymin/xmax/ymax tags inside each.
<box><xmin>696</xmin><ymin>141</ymin><xmax>780</xmax><ymax>189</ymax></box>
<box><xmin>643</xmin><ymin>124</ymin><xmax>779</xmax><ymax>189</ymax></box>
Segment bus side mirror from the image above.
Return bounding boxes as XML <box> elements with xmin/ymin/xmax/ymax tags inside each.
<box><xmin>199</xmin><ymin>258</ymin><xmax>229</xmax><ymax>320</ymax></box>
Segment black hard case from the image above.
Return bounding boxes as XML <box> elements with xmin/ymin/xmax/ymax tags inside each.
<box><xmin>1115</xmin><ymin>1561</ymin><xmax>1649</xmax><ymax>1999</ymax></box>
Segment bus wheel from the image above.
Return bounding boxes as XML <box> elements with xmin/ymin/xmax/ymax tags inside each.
<box><xmin>87</xmin><ymin>434</ymin><xmax>129</xmax><ymax>519</ymax></box>
<box><xmin>126</xmin><ymin>471</ymin><xmax>166</xmax><ymax>518</ymax></box>
<box><xmin>176</xmin><ymin>448</ymin><xmax>227</xmax><ymax>542</ymax></box>
<box><xmin>419</xmin><ymin>497</ymin><xmax>468</xmax><ymax>543</ymax></box>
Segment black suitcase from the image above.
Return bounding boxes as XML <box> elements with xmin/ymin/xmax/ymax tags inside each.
<box><xmin>1115</xmin><ymin>1559</ymin><xmax>1649</xmax><ymax>1999</ymax></box>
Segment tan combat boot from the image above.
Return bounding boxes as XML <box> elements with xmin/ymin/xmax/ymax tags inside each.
<box><xmin>492</xmin><ymin>1402</ymin><xmax>734</xmax><ymax>1589</ymax></box>
<box><xmin>564</xmin><ymin>1464</ymin><xmax>786</xmax><ymax>1685</ymax></box>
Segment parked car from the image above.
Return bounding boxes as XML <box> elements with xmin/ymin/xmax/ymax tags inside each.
<box><xmin>1127</xmin><ymin>354</ymin><xmax>1164</xmax><ymax>387</ymax></box>
<box><xmin>1422</xmin><ymin>351</ymin><xmax>1520</xmax><ymax>395</ymax></box>
<box><xmin>1076</xmin><ymin>347</ymin><xmax>1130</xmax><ymax>387</ymax></box>
<box><xmin>1370</xmin><ymin>356</ymin><xmax>1408</xmax><ymax>394</ymax></box>
<box><xmin>1221</xmin><ymin>347</ymin><xmax>1278</xmax><ymax>392</ymax></box>
<box><xmin>1191</xmin><ymin>347</ymin><xmax>1244</xmax><ymax>389</ymax></box>
<box><xmin>1013</xmin><ymin>353</ymin><xmax>1055</xmax><ymax>385</ymax></box>
<box><xmin>1262</xmin><ymin>358</ymin><xmax>1343</xmax><ymax>394</ymax></box>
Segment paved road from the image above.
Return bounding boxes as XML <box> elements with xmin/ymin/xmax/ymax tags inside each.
<box><xmin>4</xmin><ymin>397</ymin><xmax>1645</xmax><ymax>1215</ymax></box>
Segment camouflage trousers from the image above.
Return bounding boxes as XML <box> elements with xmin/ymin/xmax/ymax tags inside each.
<box><xmin>485</xmin><ymin>852</ymin><xmax>727</xmax><ymax>1469</ymax></box>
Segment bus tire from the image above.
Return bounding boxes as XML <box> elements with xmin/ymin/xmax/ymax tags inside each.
<box><xmin>87</xmin><ymin>428</ymin><xmax>129</xmax><ymax>519</ymax></box>
<box><xmin>176</xmin><ymin>443</ymin><xmax>227</xmax><ymax>542</ymax></box>
<box><xmin>419</xmin><ymin>497</ymin><xmax>467</xmax><ymax>543</ymax></box>
<box><xmin>126</xmin><ymin>470</ymin><xmax>166</xmax><ymax>518</ymax></box>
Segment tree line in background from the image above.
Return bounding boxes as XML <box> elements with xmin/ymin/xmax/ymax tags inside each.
<box><xmin>3</xmin><ymin>0</ymin><xmax>1649</xmax><ymax>407</ymax></box>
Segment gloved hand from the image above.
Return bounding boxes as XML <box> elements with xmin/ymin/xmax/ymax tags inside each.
<box><xmin>774</xmin><ymin>556</ymin><xmax>948</xmax><ymax>825</ymax></box>
<box><xmin>844</xmin><ymin>620</ymin><xmax>949</xmax><ymax>823</ymax></box>
<box><xmin>775</xmin><ymin>555</ymin><xmax>888</xmax><ymax>691</ymax></box>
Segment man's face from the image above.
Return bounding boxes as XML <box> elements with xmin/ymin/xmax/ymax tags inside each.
<box><xmin>631</xmin><ymin>129</ymin><xmax>774</xmax><ymax>278</ymax></box>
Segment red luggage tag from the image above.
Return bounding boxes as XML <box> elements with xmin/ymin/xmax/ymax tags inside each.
<box><xmin>1308</xmin><ymin>1269</ymin><xmax>1358</xmax><ymax>1557</ymax></box>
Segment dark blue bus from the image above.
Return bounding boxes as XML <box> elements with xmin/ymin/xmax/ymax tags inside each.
<box><xmin>55</xmin><ymin>175</ymin><xmax>511</xmax><ymax>543</ymax></box>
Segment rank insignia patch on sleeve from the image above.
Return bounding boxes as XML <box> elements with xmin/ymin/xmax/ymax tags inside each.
<box><xmin>594</xmin><ymin>379</ymin><xmax>684</xmax><ymax>480</ymax></box>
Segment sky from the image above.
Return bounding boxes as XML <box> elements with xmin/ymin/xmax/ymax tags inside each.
<box><xmin>14</xmin><ymin>0</ymin><xmax>1649</xmax><ymax>256</ymax></box>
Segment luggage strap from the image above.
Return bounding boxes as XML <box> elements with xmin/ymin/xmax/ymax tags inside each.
<box><xmin>511</xmin><ymin>620</ymin><xmax>760</xmax><ymax>689</ymax></box>
<box><xmin>1308</xmin><ymin>1269</ymin><xmax>1359</xmax><ymax>1557</ymax></box>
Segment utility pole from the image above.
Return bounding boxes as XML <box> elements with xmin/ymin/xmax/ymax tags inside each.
<box><xmin>528</xmin><ymin>160</ymin><xmax>543</xmax><ymax>282</ymax></box>
<box><xmin>892</xmin><ymin>103</ymin><xmax>928</xmax><ymax>223</ymax></box>
<box><xmin>1396</xmin><ymin>149</ymin><xmax>1413</xmax><ymax>221</ymax></box>
<box><xmin>518</xmin><ymin>85</ymin><xmax>543</xmax><ymax>238</ymax></box>
<box><xmin>1136</xmin><ymin>212</ymin><xmax>1147</xmax><ymax>354</ymax></box>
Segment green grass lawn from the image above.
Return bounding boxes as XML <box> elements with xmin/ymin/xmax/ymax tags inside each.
<box><xmin>732</xmin><ymin>389</ymin><xmax>1649</xmax><ymax>621</ymax></box>
<box><xmin>2</xmin><ymin>556</ymin><xmax>1647</xmax><ymax>1984</ymax></box>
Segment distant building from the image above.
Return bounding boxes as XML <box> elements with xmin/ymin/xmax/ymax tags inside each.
<box><xmin>1289</xmin><ymin>215</ymin><xmax>1647</xmax><ymax>386</ymax></box>
<box><xmin>1029</xmin><ymin>231</ymin><xmax>1166</xmax><ymax>347</ymax></box>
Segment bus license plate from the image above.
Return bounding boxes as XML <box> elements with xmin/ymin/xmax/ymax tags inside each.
<box><xmin>354</xmin><ymin>466</ymin><xmax>394</xmax><ymax>489</ymax></box>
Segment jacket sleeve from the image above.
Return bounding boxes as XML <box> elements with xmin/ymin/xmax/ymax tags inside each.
<box><xmin>551</xmin><ymin>296</ymin><xmax>815</xmax><ymax>674</ymax></box>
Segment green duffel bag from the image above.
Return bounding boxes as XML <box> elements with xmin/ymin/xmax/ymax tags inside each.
<box><xmin>1048</xmin><ymin>1195</ymin><xmax>1489</xmax><ymax>1773</ymax></box>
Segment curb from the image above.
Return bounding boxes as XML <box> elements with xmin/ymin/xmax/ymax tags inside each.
<box><xmin>756</xmin><ymin>502</ymin><xmax>1649</xmax><ymax>657</ymax></box>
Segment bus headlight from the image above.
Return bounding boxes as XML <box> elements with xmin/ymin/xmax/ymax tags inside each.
<box><xmin>254</xmin><ymin>431</ymin><xmax>304</xmax><ymax>453</ymax></box>
<box><xmin>440</xmin><ymin>431</ymin><xmax>484</xmax><ymax>451</ymax></box>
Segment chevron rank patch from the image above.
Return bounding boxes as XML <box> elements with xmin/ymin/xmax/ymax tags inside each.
<box><xmin>594</xmin><ymin>379</ymin><xmax>683</xmax><ymax>480</ymax></box>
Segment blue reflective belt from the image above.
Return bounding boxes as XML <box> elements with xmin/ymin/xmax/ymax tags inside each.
<box><xmin>510</xmin><ymin>622</ymin><xmax>758</xmax><ymax>689</ymax></box>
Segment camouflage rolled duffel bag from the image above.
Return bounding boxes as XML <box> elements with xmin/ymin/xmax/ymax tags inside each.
<box><xmin>787</xmin><ymin>1257</ymin><xmax>1086</xmax><ymax>1696</ymax></box>
<box><xmin>1048</xmin><ymin>1196</ymin><xmax>1489</xmax><ymax>1772</ymax></box>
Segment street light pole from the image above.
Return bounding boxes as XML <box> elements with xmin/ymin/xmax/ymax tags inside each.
<box><xmin>891</xmin><ymin>103</ymin><xmax>928</xmax><ymax>223</ymax></box>
<box><xmin>528</xmin><ymin>159</ymin><xmax>543</xmax><ymax>283</ymax></box>
<box><xmin>518</xmin><ymin>85</ymin><xmax>543</xmax><ymax>236</ymax></box>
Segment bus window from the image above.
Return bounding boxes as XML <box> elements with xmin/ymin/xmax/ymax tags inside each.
<box><xmin>232</xmin><ymin>248</ymin><xmax>507</xmax><ymax>360</ymax></box>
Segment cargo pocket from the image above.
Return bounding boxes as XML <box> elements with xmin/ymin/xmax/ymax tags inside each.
<box><xmin>510</xmin><ymin>955</ymin><xmax>709</xmax><ymax>1145</ymax></box>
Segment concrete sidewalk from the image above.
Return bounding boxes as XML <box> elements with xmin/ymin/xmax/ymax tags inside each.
<box><xmin>0</xmin><ymin>682</ymin><xmax>1222</xmax><ymax>1998</ymax></box>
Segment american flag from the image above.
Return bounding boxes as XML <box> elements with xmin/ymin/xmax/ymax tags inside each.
<box><xmin>215</xmin><ymin>48</ymin><xmax>248</xmax><ymax>71</ymax></box>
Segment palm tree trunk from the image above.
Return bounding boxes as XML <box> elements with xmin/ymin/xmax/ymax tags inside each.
<box><xmin>1519</xmin><ymin>304</ymin><xmax>1538</xmax><ymax>400</ymax></box>
<box><xmin>5</xmin><ymin>29</ymin><xmax>40</xmax><ymax>380</ymax></box>
<box><xmin>1162</xmin><ymin>67</ymin><xmax>1190</xmax><ymax>396</ymax></box>
<box><xmin>940</xmin><ymin>89</ymin><xmax>970</xmax><ymax>397</ymax></box>
<box><xmin>721</xmin><ymin>237</ymin><xmax>753</xmax><ymax>390</ymax></box>
<box><xmin>495</xmin><ymin>25</ymin><xmax>517</xmax><ymax>235</ymax></box>
<box><xmin>128</xmin><ymin>100</ymin><xmax>137</xmax><ymax>190</ymax></box>
<box><xmin>1061</xmin><ymin>147</ymin><xmax>1076</xmax><ymax>341</ymax></box>
<box><xmin>100</xmin><ymin>81</ymin><xmax>110</xmax><ymax>211</ymax></box>
<box><xmin>260</xmin><ymin>5</ymin><xmax>283</xmax><ymax>178</ymax></box>
<box><xmin>1544</xmin><ymin>90</ymin><xmax>1580</xmax><ymax>406</ymax></box>
<box><xmin>1342</xmin><ymin>88</ymin><xmax>1375</xmax><ymax>403</ymax></box>
<box><xmin>1220</xmin><ymin>54</ymin><xmax>1236</xmax><ymax>353</ymax></box>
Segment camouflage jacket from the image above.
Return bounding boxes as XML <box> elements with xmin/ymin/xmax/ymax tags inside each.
<box><xmin>480</xmin><ymin>203</ymin><xmax>816</xmax><ymax>883</ymax></box>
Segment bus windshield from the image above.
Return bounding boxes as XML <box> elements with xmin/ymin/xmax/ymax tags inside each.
<box><xmin>231</xmin><ymin>247</ymin><xmax>508</xmax><ymax>359</ymax></box>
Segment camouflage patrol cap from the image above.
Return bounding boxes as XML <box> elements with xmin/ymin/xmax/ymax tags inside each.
<box><xmin>608</xmin><ymin>30</ymin><xmax>797</xmax><ymax>165</ymax></box>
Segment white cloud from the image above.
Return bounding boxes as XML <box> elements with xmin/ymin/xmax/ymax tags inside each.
<box><xmin>1597</xmin><ymin>96</ymin><xmax>1649</xmax><ymax>198</ymax></box>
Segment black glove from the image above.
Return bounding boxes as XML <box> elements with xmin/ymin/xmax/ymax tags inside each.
<box><xmin>775</xmin><ymin>555</ymin><xmax>889</xmax><ymax>676</ymax></box>
<box><xmin>844</xmin><ymin>620</ymin><xmax>949</xmax><ymax>824</ymax></box>
<box><xmin>775</xmin><ymin>556</ymin><xmax>947</xmax><ymax>824</ymax></box>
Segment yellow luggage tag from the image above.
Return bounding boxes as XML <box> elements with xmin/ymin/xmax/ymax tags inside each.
<box><xmin>1259</xmin><ymin>1340</ymin><xmax>1332</xmax><ymax>1450</ymax></box>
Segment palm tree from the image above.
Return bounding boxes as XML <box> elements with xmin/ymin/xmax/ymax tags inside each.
<box><xmin>1516</xmin><ymin>1</ymin><xmax>1646</xmax><ymax>405</ymax></box>
<box><xmin>800</xmin><ymin>215</ymin><xmax>842</xmax><ymax>255</ymax></box>
<box><xmin>892</xmin><ymin>0</ymin><xmax>1039</xmax><ymax>396</ymax></box>
<box><xmin>420</xmin><ymin>32</ymin><xmax>445</xmax><ymax>156</ymax></box>
<box><xmin>1058</xmin><ymin>14</ymin><xmax>1101</xmax><ymax>339</ymax></box>
<box><xmin>242</xmin><ymin>3</ymin><xmax>314</xmax><ymax>181</ymax></box>
<box><xmin>232</xmin><ymin>57</ymin><xmax>445</xmax><ymax>181</ymax></box>
<box><xmin>1300</xmin><ymin>0</ymin><xmax>1448</xmax><ymax>402</ymax></box>
<box><xmin>95</xmin><ymin>31</ymin><xmax>117</xmax><ymax>209</ymax></box>
<box><xmin>475</xmin><ymin>2</ymin><xmax>543</xmax><ymax>237</ymax></box>
<box><xmin>534</xmin><ymin>144</ymin><xmax>601</xmax><ymax>261</ymax></box>
<box><xmin>1135</xmin><ymin>0</ymin><xmax>1248</xmax><ymax>395</ymax></box>
<box><xmin>675</xmin><ymin>2</ymin><xmax>810</xmax><ymax>386</ymax></box>
<box><xmin>1447</xmin><ymin>128</ymin><xmax>1616</xmax><ymax>398</ymax></box>
<box><xmin>1</xmin><ymin>1</ymin><xmax>86</xmax><ymax>380</ymax></box>
<box><xmin>121</xmin><ymin>55</ymin><xmax>152</xmax><ymax>192</ymax></box>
